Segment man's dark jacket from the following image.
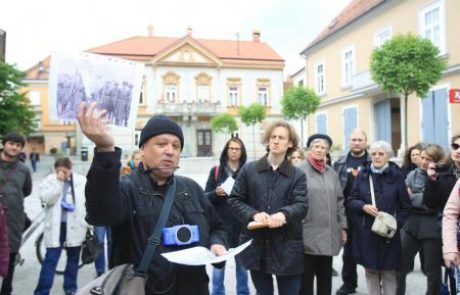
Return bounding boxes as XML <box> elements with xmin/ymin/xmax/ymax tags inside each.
<box><xmin>85</xmin><ymin>149</ymin><xmax>227</xmax><ymax>294</ymax></box>
<box><xmin>228</xmin><ymin>155</ymin><xmax>308</xmax><ymax>276</ymax></box>
<box><xmin>0</xmin><ymin>155</ymin><xmax>32</xmax><ymax>253</ymax></box>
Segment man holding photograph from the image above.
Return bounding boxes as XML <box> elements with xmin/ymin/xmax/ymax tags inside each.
<box><xmin>77</xmin><ymin>102</ymin><xmax>227</xmax><ymax>294</ymax></box>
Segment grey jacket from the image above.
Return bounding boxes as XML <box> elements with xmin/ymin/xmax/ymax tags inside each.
<box><xmin>0</xmin><ymin>157</ymin><xmax>32</xmax><ymax>252</ymax></box>
<box><xmin>299</xmin><ymin>161</ymin><xmax>347</xmax><ymax>256</ymax></box>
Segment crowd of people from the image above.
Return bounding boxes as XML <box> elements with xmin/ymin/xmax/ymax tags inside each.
<box><xmin>1</xmin><ymin>109</ymin><xmax>460</xmax><ymax>294</ymax></box>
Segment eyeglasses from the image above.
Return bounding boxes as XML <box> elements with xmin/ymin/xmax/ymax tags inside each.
<box><xmin>451</xmin><ymin>143</ymin><xmax>460</xmax><ymax>151</ymax></box>
<box><xmin>228</xmin><ymin>147</ymin><xmax>241</xmax><ymax>151</ymax></box>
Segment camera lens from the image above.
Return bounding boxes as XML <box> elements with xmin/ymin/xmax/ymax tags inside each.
<box><xmin>176</xmin><ymin>226</ymin><xmax>192</xmax><ymax>243</ymax></box>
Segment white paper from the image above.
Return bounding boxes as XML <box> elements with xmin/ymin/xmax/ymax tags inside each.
<box><xmin>48</xmin><ymin>52</ymin><xmax>144</xmax><ymax>129</ymax></box>
<box><xmin>161</xmin><ymin>240</ymin><xmax>252</xmax><ymax>266</ymax></box>
<box><xmin>221</xmin><ymin>177</ymin><xmax>235</xmax><ymax>195</ymax></box>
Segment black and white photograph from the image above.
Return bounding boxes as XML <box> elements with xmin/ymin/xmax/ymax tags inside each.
<box><xmin>48</xmin><ymin>52</ymin><xmax>144</xmax><ymax>129</ymax></box>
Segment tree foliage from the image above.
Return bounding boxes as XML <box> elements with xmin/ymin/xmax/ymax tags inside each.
<box><xmin>238</xmin><ymin>102</ymin><xmax>266</xmax><ymax>126</ymax></box>
<box><xmin>370</xmin><ymin>33</ymin><xmax>445</xmax><ymax>99</ymax></box>
<box><xmin>281</xmin><ymin>86</ymin><xmax>320</xmax><ymax>119</ymax></box>
<box><xmin>370</xmin><ymin>33</ymin><xmax>445</xmax><ymax>150</ymax></box>
<box><xmin>0</xmin><ymin>61</ymin><xmax>36</xmax><ymax>137</ymax></box>
<box><xmin>210</xmin><ymin>112</ymin><xmax>238</xmax><ymax>134</ymax></box>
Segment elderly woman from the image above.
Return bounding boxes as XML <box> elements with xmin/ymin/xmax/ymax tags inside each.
<box><xmin>299</xmin><ymin>134</ymin><xmax>347</xmax><ymax>295</ymax></box>
<box><xmin>348</xmin><ymin>141</ymin><xmax>411</xmax><ymax>295</ymax></box>
<box><xmin>396</xmin><ymin>144</ymin><xmax>445</xmax><ymax>295</ymax></box>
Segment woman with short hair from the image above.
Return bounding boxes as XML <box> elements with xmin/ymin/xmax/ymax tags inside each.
<box><xmin>299</xmin><ymin>134</ymin><xmax>347</xmax><ymax>295</ymax></box>
<box><xmin>34</xmin><ymin>158</ymin><xmax>88</xmax><ymax>295</ymax></box>
<box><xmin>348</xmin><ymin>141</ymin><xmax>412</xmax><ymax>295</ymax></box>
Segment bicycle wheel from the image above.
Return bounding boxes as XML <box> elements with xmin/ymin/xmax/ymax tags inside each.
<box><xmin>35</xmin><ymin>232</ymin><xmax>85</xmax><ymax>275</ymax></box>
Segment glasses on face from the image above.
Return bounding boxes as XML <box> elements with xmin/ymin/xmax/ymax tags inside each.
<box><xmin>451</xmin><ymin>143</ymin><xmax>460</xmax><ymax>151</ymax></box>
<box><xmin>228</xmin><ymin>147</ymin><xmax>241</xmax><ymax>151</ymax></box>
<box><xmin>371</xmin><ymin>152</ymin><xmax>386</xmax><ymax>158</ymax></box>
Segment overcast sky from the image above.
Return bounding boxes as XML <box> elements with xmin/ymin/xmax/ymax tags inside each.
<box><xmin>1</xmin><ymin>0</ymin><xmax>351</xmax><ymax>76</ymax></box>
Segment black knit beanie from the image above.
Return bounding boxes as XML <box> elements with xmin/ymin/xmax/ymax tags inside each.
<box><xmin>138</xmin><ymin>115</ymin><xmax>184</xmax><ymax>149</ymax></box>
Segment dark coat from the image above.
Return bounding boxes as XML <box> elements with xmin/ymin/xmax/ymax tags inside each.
<box><xmin>228</xmin><ymin>155</ymin><xmax>308</xmax><ymax>276</ymax></box>
<box><xmin>423</xmin><ymin>163</ymin><xmax>458</xmax><ymax>211</ymax></box>
<box><xmin>85</xmin><ymin>148</ymin><xmax>227</xmax><ymax>294</ymax></box>
<box><xmin>0</xmin><ymin>204</ymin><xmax>9</xmax><ymax>277</ymax></box>
<box><xmin>347</xmin><ymin>162</ymin><xmax>412</xmax><ymax>271</ymax></box>
<box><xmin>204</xmin><ymin>155</ymin><xmax>245</xmax><ymax>248</ymax></box>
<box><xmin>0</xmin><ymin>156</ymin><xmax>32</xmax><ymax>253</ymax></box>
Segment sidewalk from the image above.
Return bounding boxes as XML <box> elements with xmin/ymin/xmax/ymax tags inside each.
<box><xmin>15</xmin><ymin>158</ymin><xmax>429</xmax><ymax>295</ymax></box>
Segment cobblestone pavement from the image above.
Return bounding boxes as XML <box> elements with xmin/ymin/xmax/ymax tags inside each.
<box><xmin>13</xmin><ymin>156</ymin><xmax>428</xmax><ymax>294</ymax></box>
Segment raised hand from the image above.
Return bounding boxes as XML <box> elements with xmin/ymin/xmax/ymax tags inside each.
<box><xmin>77</xmin><ymin>102</ymin><xmax>115</xmax><ymax>151</ymax></box>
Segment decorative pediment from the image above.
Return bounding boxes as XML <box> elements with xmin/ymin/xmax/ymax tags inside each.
<box><xmin>151</xmin><ymin>38</ymin><xmax>222</xmax><ymax>67</ymax></box>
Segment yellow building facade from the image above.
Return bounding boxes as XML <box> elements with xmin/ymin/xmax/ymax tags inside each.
<box><xmin>301</xmin><ymin>0</ymin><xmax>460</xmax><ymax>155</ymax></box>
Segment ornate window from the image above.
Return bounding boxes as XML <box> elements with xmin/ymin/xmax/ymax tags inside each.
<box><xmin>256</xmin><ymin>78</ymin><xmax>270</xmax><ymax>106</ymax></box>
<box><xmin>195</xmin><ymin>73</ymin><xmax>212</xmax><ymax>102</ymax></box>
<box><xmin>227</xmin><ymin>78</ymin><xmax>241</xmax><ymax>107</ymax></box>
<box><xmin>162</xmin><ymin>72</ymin><xmax>180</xmax><ymax>103</ymax></box>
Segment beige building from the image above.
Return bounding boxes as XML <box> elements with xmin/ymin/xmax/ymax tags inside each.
<box><xmin>23</xmin><ymin>28</ymin><xmax>285</xmax><ymax>157</ymax></box>
<box><xmin>300</xmin><ymin>0</ymin><xmax>460</xmax><ymax>155</ymax></box>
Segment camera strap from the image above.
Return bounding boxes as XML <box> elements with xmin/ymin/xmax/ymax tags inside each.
<box><xmin>135</xmin><ymin>176</ymin><xmax>176</xmax><ymax>277</ymax></box>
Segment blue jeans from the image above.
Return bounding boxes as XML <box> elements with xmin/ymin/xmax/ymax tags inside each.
<box><xmin>212</xmin><ymin>256</ymin><xmax>249</xmax><ymax>295</ymax></box>
<box><xmin>34</xmin><ymin>223</ymin><xmax>81</xmax><ymax>295</ymax></box>
<box><xmin>94</xmin><ymin>226</ymin><xmax>112</xmax><ymax>276</ymax></box>
<box><xmin>250</xmin><ymin>270</ymin><xmax>300</xmax><ymax>295</ymax></box>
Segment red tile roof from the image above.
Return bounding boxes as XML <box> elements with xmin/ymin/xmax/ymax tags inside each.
<box><xmin>302</xmin><ymin>0</ymin><xmax>386</xmax><ymax>53</ymax></box>
<box><xmin>26</xmin><ymin>34</ymin><xmax>284</xmax><ymax>80</ymax></box>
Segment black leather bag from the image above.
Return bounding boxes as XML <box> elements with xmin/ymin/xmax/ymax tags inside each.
<box><xmin>81</xmin><ymin>227</ymin><xmax>103</xmax><ymax>264</ymax></box>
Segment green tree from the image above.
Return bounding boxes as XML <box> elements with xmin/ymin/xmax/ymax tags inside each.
<box><xmin>210</xmin><ymin>112</ymin><xmax>238</xmax><ymax>137</ymax></box>
<box><xmin>239</xmin><ymin>102</ymin><xmax>266</xmax><ymax>158</ymax></box>
<box><xmin>0</xmin><ymin>61</ymin><xmax>36</xmax><ymax>137</ymax></box>
<box><xmin>370</xmin><ymin>33</ymin><xmax>445</xmax><ymax>150</ymax></box>
<box><xmin>281</xmin><ymin>85</ymin><xmax>320</xmax><ymax>146</ymax></box>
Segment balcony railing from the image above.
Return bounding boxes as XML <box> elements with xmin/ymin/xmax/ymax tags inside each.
<box><xmin>153</xmin><ymin>100</ymin><xmax>222</xmax><ymax>115</ymax></box>
<box><xmin>351</xmin><ymin>70</ymin><xmax>377</xmax><ymax>91</ymax></box>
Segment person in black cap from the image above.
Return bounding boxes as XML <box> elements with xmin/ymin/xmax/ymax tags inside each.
<box><xmin>76</xmin><ymin>102</ymin><xmax>227</xmax><ymax>295</ymax></box>
<box><xmin>298</xmin><ymin>133</ymin><xmax>347</xmax><ymax>295</ymax></box>
<box><xmin>0</xmin><ymin>132</ymin><xmax>32</xmax><ymax>295</ymax></box>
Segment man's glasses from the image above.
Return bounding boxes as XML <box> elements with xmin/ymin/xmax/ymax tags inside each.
<box><xmin>451</xmin><ymin>143</ymin><xmax>460</xmax><ymax>151</ymax></box>
<box><xmin>228</xmin><ymin>147</ymin><xmax>241</xmax><ymax>151</ymax></box>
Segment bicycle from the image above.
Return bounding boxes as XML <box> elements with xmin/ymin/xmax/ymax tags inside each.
<box><xmin>19</xmin><ymin>210</ymin><xmax>86</xmax><ymax>275</ymax></box>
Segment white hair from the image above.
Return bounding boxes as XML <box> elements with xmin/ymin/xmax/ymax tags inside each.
<box><xmin>308</xmin><ymin>138</ymin><xmax>330</xmax><ymax>150</ymax></box>
<box><xmin>370</xmin><ymin>140</ymin><xmax>394</xmax><ymax>158</ymax></box>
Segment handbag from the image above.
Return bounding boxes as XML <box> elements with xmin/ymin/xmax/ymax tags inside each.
<box><xmin>81</xmin><ymin>227</ymin><xmax>103</xmax><ymax>264</ymax></box>
<box><xmin>369</xmin><ymin>175</ymin><xmax>397</xmax><ymax>239</ymax></box>
<box><xmin>77</xmin><ymin>177</ymin><xmax>176</xmax><ymax>295</ymax></box>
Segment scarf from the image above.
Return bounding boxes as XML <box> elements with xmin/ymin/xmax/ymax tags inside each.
<box><xmin>370</xmin><ymin>163</ymin><xmax>389</xmax><ymax>174</ymax></box>
<box><xmin>308</xmin><ymin>154</ymin><xmax>326</xmax><ymax>173</ymax></box>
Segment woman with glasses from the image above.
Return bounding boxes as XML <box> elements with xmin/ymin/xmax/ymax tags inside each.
<box><xmin>348</xmin><ymin>141</ymin><xmax>412</xmax><ymax>295</ymax></box>
<box><xmin>34</xmin><ymin>158</ymin><xmax>88</xmax><ymax>295</ymax></box>
<box><xmin>396</xmin><ymin>144</ymin><xmax>445</xmax><ymax>295</ymax></box>
<box><xmin>205</xmin><ymin>137</ymin><xmax>249</xmax><ymax>295</ymax></box>
<box><xmin>423</xmin><ymin>135</ymin><xmax>460</xmax><ymax>294</ymax></box>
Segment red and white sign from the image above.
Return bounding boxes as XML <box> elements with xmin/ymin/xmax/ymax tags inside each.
<box><xmin>449</xmin><ymin>88</ymin><xmax>460</xmax><ymax>103</ymax></box>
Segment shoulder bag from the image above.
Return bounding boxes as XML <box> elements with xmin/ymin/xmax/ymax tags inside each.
<box><xmin>369</xmin><ymin>175</ymin><xmax>397</xmax><ymax>239</ymax></box>
<box><xmin>77</xmin><ymin>177</ymin><xmax>177</xmax><ymax>295</ymax></box>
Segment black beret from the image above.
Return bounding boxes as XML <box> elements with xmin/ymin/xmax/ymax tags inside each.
<box><xmin>138</xmin><ymin>115</ymin><xmax>184</xmax><ymax>149</ymax></box>
<box><xmin>306</xmin><ymin>133</ymin><xmax>333</xmax><ymax>149</ymax></box>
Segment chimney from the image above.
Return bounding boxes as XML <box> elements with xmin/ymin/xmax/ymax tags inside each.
<box><xmin>187</xmin><ymin>26</ymin><xmax>193</xmax><ymax>36</ymax></box>
<box><xmin>252</xmin><ymin>30</ymin><xmax>260</xmax><ymax>42</ymax></box>
<box><xmin>147</xmin><ymin>24</ymin><xmax>154</xmax><ymax>37</ymax></box>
